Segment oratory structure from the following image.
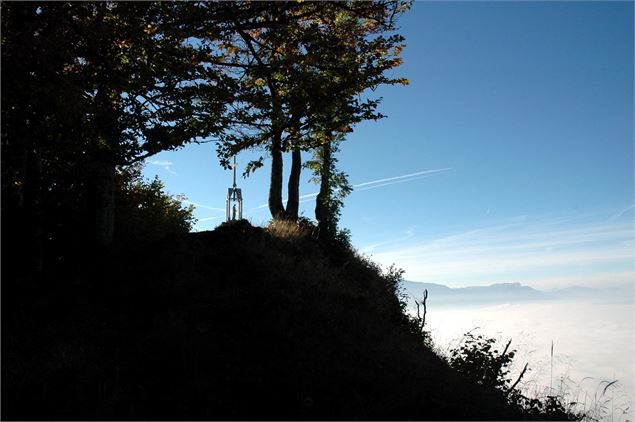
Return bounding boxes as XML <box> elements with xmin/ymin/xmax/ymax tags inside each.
<box><xmin>225</xmin><ymin>156</ymin><xmax>243</xmax><ymax>222</ymax></box>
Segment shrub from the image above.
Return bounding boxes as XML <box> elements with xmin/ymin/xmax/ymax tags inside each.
<box><xmin>448</xmin><ymin>332</ymin><xmax>583</xmax><ymax>420</ymax></box>
<box><xmin>449</xmin><ymin>332</ymin><xmax>516</xmax><ymax>391</ymax></box>
<box><xmin>114</xmin><ymin>164</ymin><xmax>195</xmax><ymax>244</ymax></box>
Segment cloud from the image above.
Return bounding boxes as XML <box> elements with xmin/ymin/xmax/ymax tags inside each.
<box><xmin>524</xmin><ymin>271</ymin><xmax>634</xmax><ymax>291</ymax></box>
<box><xmin>148</xmin><ymin>160</ymin><xmax>173</xmax><ymax>166</ymax></box>
<box><xmin>366</xmin><ymin>212</ymin><xmax>634</xmax><ymax>289</ymax></box>
<box><xmin>147</xmin><ymin>159</ymin><xmax>178</xmax><ymax>175</ymax></box>
<box><xmin>361</xmin><ymin>227</ymin><xmax>417</xmax><ymax>254</ymax></box>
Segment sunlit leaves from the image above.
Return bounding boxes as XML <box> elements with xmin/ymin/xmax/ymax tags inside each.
<box><xmin>213</xmin><ymin>1</ymin><xmax>411</xmax><ymax>169</ymax></box>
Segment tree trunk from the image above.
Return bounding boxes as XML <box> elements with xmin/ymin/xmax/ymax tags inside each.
<box><xmin>14</xmin><ymin>133</ymin><xmax>28</xmax><ymax>210</ymax></box>
<box><xmin>90</xmin><ymin>159</ymin><xmax>116</xmax><ymax>246</ymax></box>
<box><xmin>24</xmin><ymin>144</ymin><xmax>43</xmax><ymax>274</ymax></box>
<box><xmin>268</xmin><ymin>131</ymin><xmax>285</xmax><ymax>218</ymax></box>
<box><xmin>285</xmin><ymin>147</ymin><xmax>301</xmax><ymax>220</ymax></box>
<box><xmin>315</xmin><ymin>142</ymin><xmax>331</xmax><ymax>235</ymax></box>
<box><xmin>91</xmin><ymin>89</ymin><xmax>118</xmax><ymax>246</ymax></box>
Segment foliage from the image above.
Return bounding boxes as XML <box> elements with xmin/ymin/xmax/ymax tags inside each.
<box><xmin>1</xmin><ymin>1</ymin><xmax>234</xmax><ymax>248</ymax></box>
<box><xmin>381</xmin><ymin>264</ymin><xmax>409</xmax><ymax>313</ymax></box>
<box><xmin>449</xmin><ymin>332</ymin><xmax>517</xmax><ymax>391</ymax></box>
<box><xmin>39</xmin><ymin>2</ymin><xmax>228</xmax><ymax>164</ymax></box>
<box><xmin>1</xmin><ymin>1</ymin><xmax>228</xmax><ymax>170</ymax></box>
<box><xmin>211</xmin><ymin>1</ymin><xmax>411</xmax><ymax>218</ymax></box>
<box><xmin>448</xmin><ymin>332</ymin><xmax>583</xmax><ymax>420</ymax></box>
<box><xmin>214</xmin><ymin>1</ymin><xmax>411</xmax><ymax>161</ymax></box>
<box><xmin>114</xmin><ymin>165</ymin><xmax>195</xmax><ymax>244</ymax></box>
<box><xmin>516</xmin><ymin>394</ymin><xmax>582</xmax><ymax>421</ymax></box>
<box><xmin>305</xmin><ymin>137</ymin><xmax>353</xmax><ymax>238</ymax></box>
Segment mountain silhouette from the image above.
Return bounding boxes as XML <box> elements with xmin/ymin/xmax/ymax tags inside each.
<box><xmin>401</xmin><ymin>280</ymin><xmax>632</xmax><ymax>308</ymax></box>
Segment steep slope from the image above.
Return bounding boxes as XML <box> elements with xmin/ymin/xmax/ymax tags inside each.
<box><xmin>3</xmin><ymin>220</ymin><xmax>534</xmax><ymax>420</ymax></box>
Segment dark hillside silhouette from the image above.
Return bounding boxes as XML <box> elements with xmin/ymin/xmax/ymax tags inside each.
<box><xmin>3</xmin><ymin>220</ymin><xmax>578</xmax><ymax>420</ymax></box>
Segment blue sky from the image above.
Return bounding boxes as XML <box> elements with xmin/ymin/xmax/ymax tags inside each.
<box><xmin>144</xmin><ymin>1</ymin><xmax>634</xmax><ymax>289</ymax></box>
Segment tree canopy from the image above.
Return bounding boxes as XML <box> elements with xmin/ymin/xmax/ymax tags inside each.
<box><xmin>1</xmin><ymin>0</ymin><xmax>410</xmax><ymax>276</ymax></box>
<box><xmin>210</xmin><ymin>1</ymin><xmax>410</xmax><ymax>221</ymax></box>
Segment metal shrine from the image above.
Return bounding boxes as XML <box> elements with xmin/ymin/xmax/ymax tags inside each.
<box><xmin>225</xmin><ymin>156</ymin><xmax>243</xmax><ymax>222</ymax></box>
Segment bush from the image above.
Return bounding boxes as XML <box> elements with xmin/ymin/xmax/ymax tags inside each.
<box><xmin>449</xmin><ymin>332</ymin><xmax>583</xmax><ymax>420</ymax></box>
<box><xmin>114</xmin><ymin>164</ymin><xmax>195</xmax><ymax>244</ymax></box>
<box><xmin>449</xmin><ymin>332</ymin><xmax>516</xmax><ymax>391</ymax></box>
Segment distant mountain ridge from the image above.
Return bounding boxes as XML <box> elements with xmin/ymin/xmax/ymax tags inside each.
<box><xmin>400</xmin><ymin>280</ymin><xmax>633</xmax><ymax>308</ymax></box>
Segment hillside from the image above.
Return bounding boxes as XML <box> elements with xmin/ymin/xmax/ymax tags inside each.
<box><xmin>3</xmin><ymin>220</ymin><xmax>565</xmax><ymax>420</ymax></box>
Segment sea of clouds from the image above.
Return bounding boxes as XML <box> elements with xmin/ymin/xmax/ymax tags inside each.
<box><xmin>419</xmin><ymin>300</ymin><xmax>633</xmax><ymax>421</ymax></box>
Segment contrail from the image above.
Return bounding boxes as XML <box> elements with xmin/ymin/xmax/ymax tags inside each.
<box><xmin>248</xmin><ymin>193</ymin><xmax>317</xmax><ymax>212</ymax></box>
<box><xmin>354</xmin><ymin>173</ymin><xmax>438</xmax><ymax>192</ymax></box>
<box><xmin>611</xmin><ymin>204</ymin><xmax>635</xmax><ymax>220</ymax></box>
<box><xmin>246</xmin><ymin>168</ymin><xmax>451</xmax><ymax>213</ymax></box>
<box><xmin>183</xmin><ymin>200</ymin><xmax>225</xmax><ymax>212</ymax></box>
<box><xmin>352</xmin><ymin>168</ymin><xmax>451</xmax><ymax>189</ymax></box>
<box><xmin>197</xmin><ymin>216</ymin><xmax>224</xmax><ymax>222</ymax></box>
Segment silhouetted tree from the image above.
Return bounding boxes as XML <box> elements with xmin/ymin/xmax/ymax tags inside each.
<box><xmin>1</xmin><ymin>2</ymin><xmax>232</xmax><ymax>256</ymax></box>
<box><xmin>57</xmin><ymin>2</ymin><xmax>230</xmax><ymax>244</ymax></box>
<box><xmin>213</xmin><ymin>1</ymin><xmax>410</xmax><ymax>220</ymax></box>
